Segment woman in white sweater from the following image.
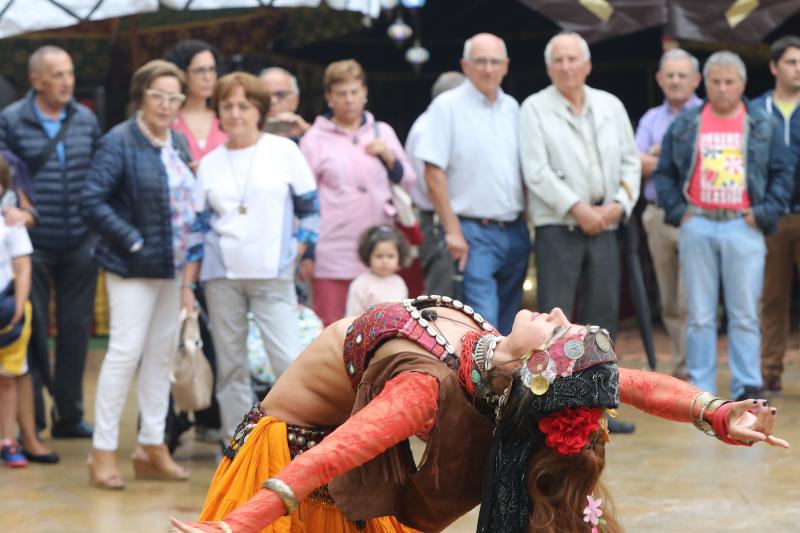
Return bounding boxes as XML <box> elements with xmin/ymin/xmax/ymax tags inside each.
<box><xmin>191</xmin><ymin>72</ymin><xmax>319</xmax><ymax>442</ymax></box>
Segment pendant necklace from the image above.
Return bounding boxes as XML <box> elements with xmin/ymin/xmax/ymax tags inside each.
<box><xmin>226</xmin><ymin>141</ymin><xmax>258</xmax><ymax>215</ymax></box>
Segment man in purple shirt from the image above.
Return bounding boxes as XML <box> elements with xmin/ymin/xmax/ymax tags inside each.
<box><xmin>636</xmin><ymin>48</ymin><xmax>702</xmax><ymax>380</ymax></box>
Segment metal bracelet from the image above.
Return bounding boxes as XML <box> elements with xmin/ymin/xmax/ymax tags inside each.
<box><xmin>216</xmin><ymin>521</ymin><xmax>233</xmax><ymax>533</ymax></box>
<box><xmin>690</xmin><ymin>392</ymin><xmax>713</xmax><ymax>424</ymax></box>
<box><xmin>263</xmin><ymin>478</ymin><xmax>299</xmax><ymax>515</ymax></box>
<box><xmin>695</xmin><ymin>398</ymin><xmax>717</xmax><ymax>437</ymax></box>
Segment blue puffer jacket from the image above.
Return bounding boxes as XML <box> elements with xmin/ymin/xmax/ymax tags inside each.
<box><xmin>751</xmin><ymin>90</ymin><xmax>800</xmax><ymax>212</ymax></box>
<box><xmin>0</xmin><ymin>90</ymin><xmax>100</xmax><ymax>251</ymax></box>
<box><xmin>80</xmin><ymin>116</ymin><xmax>191</xmax><ymax>279</ymax></box>
<box><xmin>653</xmin><ymin>100</ymin><xmax>793</xmax><ymax>234</ymax></box>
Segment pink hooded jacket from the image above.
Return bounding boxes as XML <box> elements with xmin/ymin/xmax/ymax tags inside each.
<box><xmin>300</xmin><ymin>112</ymin><xmax>416</xmax><ymax>280</ymax></box>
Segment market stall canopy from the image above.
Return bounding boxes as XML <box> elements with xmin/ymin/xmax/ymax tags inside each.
<box><xmin>0</xmin><ymin>0</ymin><xmax>379</xmax><ymax>39</ymax></box>
<box><xmin>517</xmin><ymin>0</ymin><xmax>800</xmax><ymax>44</ymax></box>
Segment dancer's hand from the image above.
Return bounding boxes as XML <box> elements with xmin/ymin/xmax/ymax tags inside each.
<box><xmin>727</xmin><ymin>399</ymin><xmax>790</xmax><ymax>449</ymax></box>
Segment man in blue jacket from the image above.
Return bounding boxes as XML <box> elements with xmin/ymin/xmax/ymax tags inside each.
<box><xmin>751</xmin><ymin>36</ymin><xmax>800</xmax><ymax>396</ymax></box>
<box><xmin>653</xmin><ymin>51</ymin><xmax>793</xmax><ymax>402</ymax></box>
<box><xmin>0</xmin><ymin>46</ymin><xmax>100</xmax><ymax>438</ymax></box>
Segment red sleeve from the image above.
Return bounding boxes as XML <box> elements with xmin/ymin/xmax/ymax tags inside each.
<box><xmin>220</xmin><ymin>372</ymin><xmax>440</xmax><ymax>532</ymax></box>
<box><xmin>619</xmin><ymin>368</ymin><xmax>704</xmax><ymax>422</ymax></box>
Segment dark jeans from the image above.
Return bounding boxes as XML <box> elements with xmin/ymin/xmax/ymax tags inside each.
<box><xmin>29</xmin><ymin>238</ymin><xmax>97</xmax><ymax>427</ymax></box>
<box><xmin>418</xmin><ymin>210</ymin><xmax>455</xmax><ymax>297</ymax></box>
<box><xmin>535</xmin><ymin>225</ymin><xmax>621</xmax><ymax>339</ymax></box>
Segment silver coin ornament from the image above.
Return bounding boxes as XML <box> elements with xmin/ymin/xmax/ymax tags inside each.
<box><xmin>595</xmin><ymin>332</ymin><xmax>611</xmax><ymax>352</ymax></box>
<box><xmin>564</xmin><ymin>340</ymin><xmax>585</xmax><ymax>360</ymax></box>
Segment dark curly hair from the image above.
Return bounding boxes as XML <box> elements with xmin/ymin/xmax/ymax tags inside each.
<box><xmin>164</xmin><ymin>39</ymin><xmax>222</xmax><ymax>72</ymax></box>
<box><xmin>357</xmin><ymin>225</ymin><xmax>410</xmax><ymax>268</ymax></box>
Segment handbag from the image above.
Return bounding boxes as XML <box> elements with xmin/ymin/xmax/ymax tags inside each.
<box><xmin>169</xmin><ymin>308</ymin><xmax>213</xmax><ymax>412</ymax></box>
<box><xmin>372</xmin><ymin>120</ymin><xmax>422</xmax><ymax>243</ymax></box>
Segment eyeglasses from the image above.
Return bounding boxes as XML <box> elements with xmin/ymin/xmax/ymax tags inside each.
<box><xmin>467</xmin><ymin>57</ymin><xmax>507</xmax><ymax>67</ymax></box>
<box><xmin>145</xmin><ymin>89</ymin><xmax>186</xmax><ymax>107</ymax></box>
<box><xmin>270</xmin><ymin>90</ymin><xmax>293</xmax><ymax>101</ymax></box>
<box><xmin>188</xmin><ymin>65</ymin><xmax>217</xmax><ymax>76</ymax></box>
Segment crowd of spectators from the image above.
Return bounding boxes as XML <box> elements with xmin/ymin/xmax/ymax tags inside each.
<box><xmin>0</xmin><ymin>31</ymin><xmax>797</xmax><ymax>487</ymax></box>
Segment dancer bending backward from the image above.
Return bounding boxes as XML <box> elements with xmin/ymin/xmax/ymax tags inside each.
<box><xmin>172</xmin><ymin>297</ymin><xmax>789</xmax><ymax>533</ymax></box>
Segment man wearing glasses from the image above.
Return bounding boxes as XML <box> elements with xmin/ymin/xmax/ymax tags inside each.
<box><xmin>518</xmin><ymin>32</ymin><xmax>640</xmax><ymax>432</ymax></box>
<box><xmin>0</xmin><ymin>45</ymin><xmax>101</xmax><ymax>440</ymax></box>
<box><xmin>415</xmin><ymin>33</ymin><xmax>530</xmax><ymax>335</ymax></box>
<box><xmin>259</xmin><ymin>67</ymin><xmax>310</xmax><ymax>140</ymax></box>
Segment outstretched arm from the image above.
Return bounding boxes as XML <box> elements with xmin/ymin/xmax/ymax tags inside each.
<box><xmin>172</xmin><ymin>371</ymin><xmax>439</xmax><ymax>533</ymax></box>
<box><xmin>619</xmin><ymin>368</ymin><xmax>789</xmax><ymax>448</ymax></box>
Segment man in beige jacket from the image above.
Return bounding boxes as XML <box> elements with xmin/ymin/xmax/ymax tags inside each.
<box><xmin>519</xmin><ymin>32</ymin><xmax>640</xmax><ymax>430</ymax></box>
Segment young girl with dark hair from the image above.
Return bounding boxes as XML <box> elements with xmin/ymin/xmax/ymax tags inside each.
<box><xmin>345</xmin><ymin>225</ymin><xmax>409</xmax><ymax>316</ymax></box>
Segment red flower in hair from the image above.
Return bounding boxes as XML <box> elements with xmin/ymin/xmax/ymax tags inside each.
<box><xmin>538</xmin><ymin>407</ymin><xmax>603</xmax><ymax>456</ymax></box>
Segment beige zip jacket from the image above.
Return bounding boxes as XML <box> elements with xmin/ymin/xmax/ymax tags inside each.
<box><xmin>519</xmin><ymin>84</ymin><xmax>641</xmax><ymax>228</ymax></box>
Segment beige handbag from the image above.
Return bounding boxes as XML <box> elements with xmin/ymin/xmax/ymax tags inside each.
<box><xmin>170</xmin><ymin>308</ymin><xmax>213</xmax><ymax>412</ymax></box>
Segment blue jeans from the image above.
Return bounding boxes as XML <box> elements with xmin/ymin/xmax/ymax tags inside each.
<box><xmin>460</xmin><ymin>217</ymin><xmax>531</xmax><ymax>334</ymax></box>
<box><xmin>679</xmin><ymin>216</ymin><xmax>765</xmax><ymax>398</ymax></box>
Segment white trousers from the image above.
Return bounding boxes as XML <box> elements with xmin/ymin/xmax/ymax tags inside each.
<box><xmin>92</xmin><ymin>273</ymin><xmax>180</xmax><ymax>451</ymax></box>
<box><xmin>204</xmin><ymin>278</ymin><xmax>300</xmax><ymax>440</ymax></box>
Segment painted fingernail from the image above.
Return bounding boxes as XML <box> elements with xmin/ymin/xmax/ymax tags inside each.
<box><xmin>752</xmin><ymin>400</ymin><xmax>758</xmax><ymax>405</ymax></box>
<box><xmin>771</xmin><ymin>408</ymin><xmax>777</xmax><ymax>415</ymax></box>
<box><xmin>762</xmin><ymin>400</ymin><xmax>769</xmax><ymax>406</ymax></box>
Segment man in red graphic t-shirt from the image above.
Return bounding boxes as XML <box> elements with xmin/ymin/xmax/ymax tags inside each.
<box><xmin>653</xmin><ymin>51</ymin><xmax>793</xmax><ymax>403</ymax></box>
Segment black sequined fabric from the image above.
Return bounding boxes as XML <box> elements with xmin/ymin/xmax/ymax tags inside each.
<box><xmin>477</xmin><ymin>362</ymin><xmax>620</xmax><ymax>533</ymax></box>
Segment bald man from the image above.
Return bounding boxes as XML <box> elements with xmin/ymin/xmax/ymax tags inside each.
<box><xmin>259</xmin><ymin>67</ymin><xmax>310</xmax><ymax>139</ymax></box>
<box><xmin>415</xmin><ymin>34</ymin><xmax>530</xmax><ymax>335</ymax></box>
<box><xmin>0</xmin><ymin>45</ymin><xmax>101</xmax><ymax>438</ymax></box>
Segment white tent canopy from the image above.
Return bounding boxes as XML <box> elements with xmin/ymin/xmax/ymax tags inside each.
<box><xmin>0</xmin><ymin>0</ymin><xmax>379</xmax><ymax>39</ymax></box>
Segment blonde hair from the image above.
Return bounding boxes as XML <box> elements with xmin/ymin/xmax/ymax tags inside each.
<box><xmin>323</xmin><ymin>59</ymin><xmax>366</xmax><ymax>92</ymax></box>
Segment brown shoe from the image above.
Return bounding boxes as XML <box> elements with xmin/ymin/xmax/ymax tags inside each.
<box><xmin>131</xmin><ymin>444</ymin><xmax>189</xmax><ymax>481</ymax></box>
<box><xmin>88</xmin><ymin>448</ymin><xmax>125</xmax><ymax>490</ymax></box>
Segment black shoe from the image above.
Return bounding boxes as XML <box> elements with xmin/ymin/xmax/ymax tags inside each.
<box><xmin>22</xmin><ymin>449</ymin><xmax>60</xmax><ymax>464</ymax></box>
<box><xmin>607</xmin><ymin>416</ymin><xmax>636</xmax><ymax>434</ymax></box>
<box><xmin>735</xmin><ymin>386</ymin><xmax>762</xmax><ymax>402</ymax></box>
<box><xmin>51</xmin><ymin>420</ymin><xmax>94</xmax><ymax>439</ymax></box>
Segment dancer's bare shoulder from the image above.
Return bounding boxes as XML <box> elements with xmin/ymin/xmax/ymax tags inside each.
<box><xmin>261</xmin><ymin>317</ymin><xmax>357</xmax><ymax>427</ymax></box>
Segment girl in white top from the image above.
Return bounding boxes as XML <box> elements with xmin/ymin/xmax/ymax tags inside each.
<box><xmin>192</xmin><ymin>73</ymin><xmax>319</xmax><ymax>441</ymax></box>
<box><xmin>345</xmin><ymin>225</ymin><xmax>409</xmax><ymax>316</ymax></box>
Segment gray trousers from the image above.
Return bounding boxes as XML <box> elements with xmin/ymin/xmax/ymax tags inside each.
<box><xmin>418</xmin><ymin>210</ymin><xmax>455</xmax><ymax>296</ymax></box>
<box><xmin>205</xmin><ymin>277</ymin><xmax>300</xmax><ymax>439</ymax></box>
<box><xmin>535</xmin><ymin>225</ymin><xmax>621</xmax><ymax>339</ymax></box>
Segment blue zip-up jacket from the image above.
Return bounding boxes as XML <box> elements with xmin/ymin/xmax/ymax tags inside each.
<box><xmin>80</xmin><ymin>116</ymin><xmax>192</xmax><ymax>279</ymax></box>
<box><xmin>652</xmin><ymin>100</ymin><xmax>793</xmax><ymax>234</ymax></box>
<box><xmin>0</xmin><ymin>90</ymin><xmax>100</xmax><ymax>251</ymax></box>
<box><xmin>751</xmin><ymin>90</ymin><xmax>800</xmax><ymax>212</ymax></box>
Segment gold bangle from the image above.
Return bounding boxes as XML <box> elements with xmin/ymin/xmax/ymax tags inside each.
<box><xmin>216</xmin><ymin>521</ymin><xmax>233</xmax><ymax>533</ymax></box>
<box><xmin>263</xmin><ymin>478</ymin><xmax>299</xmax><ymax>515</ymax></box>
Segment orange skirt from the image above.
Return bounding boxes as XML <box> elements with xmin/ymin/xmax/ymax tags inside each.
<box><xmin>199</xmin><ymin>416</ymin><xmax>420</xmax><ymax>533</ymax></box>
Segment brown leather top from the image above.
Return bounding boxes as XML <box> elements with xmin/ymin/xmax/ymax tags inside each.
<box><xmin>328</xmin><ymin>351</ymin><xmax>493</xmax><ymax>533</ymax></box>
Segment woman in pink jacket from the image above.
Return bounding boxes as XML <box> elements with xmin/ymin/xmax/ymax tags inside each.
<box><xmin>300</xmin><ymin>59</ymin><xmax>415</xmax><ymax>326</ymax></box>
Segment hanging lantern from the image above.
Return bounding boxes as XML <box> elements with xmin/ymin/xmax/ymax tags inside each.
<box><xmin>405</xmin><ymin>40</ymin><xmax>430</xmax><ymax>68</ymax></box>
<box><xmin>387</xmin><ymin>15</ymin><xmax>413</xmax><ymax>42</ymax></box>
<box><xmin>381</xmin><ymin>0</ymin><xmax>399</xmax><ymax>9</ymax></box>
<box><xmin>400</xmin><ymin>0</ymin><xmax>427</xmax><ymax>7</ymax></box>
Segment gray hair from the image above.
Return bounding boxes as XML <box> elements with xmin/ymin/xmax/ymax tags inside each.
<box><xmin>259</xmin><ymin>67</ymin><xmax>300</xmax><ymax>95</ymax></box>
<box><xmin>431</xmin><ymin>71</ymin><xmax>465</xmax><ymax>99</ymax></box>
<box><xmin>544</xmin><ymin>32</ymin><xmax>591</xmax><ymax>64</ymax></box>
<box><xmin>659</xmin><ymin>48</ymin><xmax>699</xmax><ymax>73</ymax></box>
<box><xmin>28</xmin><ymin>45</ymin><xmax>69</xmax><ymax>75</ymax></box>
<box><xmin>462</xmin><ymin>35</ymin><xmax>508</xmax><ymax>59</ymax></box>
<box><xmin>702</xmin><ymin>51</ymin><xmax>747</xmax><ymax>81</ymax></box>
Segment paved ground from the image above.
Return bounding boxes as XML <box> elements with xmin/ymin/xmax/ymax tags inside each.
<box><xmin>1</xmin><ymin>326</ymin><xmax>797</xmax><ymax>532</ymax></box>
